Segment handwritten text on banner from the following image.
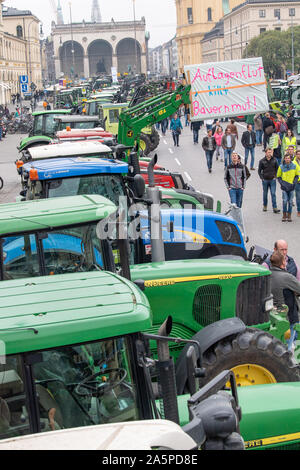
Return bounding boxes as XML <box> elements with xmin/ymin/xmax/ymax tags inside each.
<box><xmin>184</xmin><ymin>58</ymin><xmax>269</xmax><ymax>121</ymax></box>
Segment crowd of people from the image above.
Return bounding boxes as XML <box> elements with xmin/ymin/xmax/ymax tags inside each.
<box><xmin>159</xmin><ymin>106</ymin><xmax>300</xmax><ymax>219</ymax></box>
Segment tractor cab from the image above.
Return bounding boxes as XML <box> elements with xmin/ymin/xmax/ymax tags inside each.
<box><xmin>54</xmin><ymin>115</ymin><xmax>102</xmax><ymax>131</ymax></box>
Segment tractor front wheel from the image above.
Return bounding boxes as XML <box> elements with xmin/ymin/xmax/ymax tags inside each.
<box><xmin>176</xmin><ymin>327</ymin><xmax>300</xmax><ymax>393</ymax></box>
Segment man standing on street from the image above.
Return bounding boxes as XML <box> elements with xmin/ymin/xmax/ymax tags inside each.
<box><xmin>221</xmin><ymin>127</ymin><xmax>236</xmax><ymax>169</ymax></box>
<box><xmin>191</xmin><ymin>120</ymin><xmax>202</xmax><ymax>144</ymax></box>
<box><xmin>258</xmin><ymin>148</ymin><xmax>280</xmax><ymax>213</ymax></box>
<box><xmin>202</xmin><ymin>129</ymin><xmax>216</xmax><ymax>173</ymax></box>
<box><xmin>254</xmin><ymin>113</ymin><xmax>263</xmax><ymax>146</ymax></box>
<box><xmin>224</xmin><ymin>151</ymin><xmax>247</xmax><ymax>208</ymax></box>
<box><xmin>241</xmin><ymin>124</ymin><xmax>256</xmax><ymax>170</ymax></box>
<box><xmin>262</xmin><ymin>112</ymin><xmax>275</xmax><ymax>151</ymax></box>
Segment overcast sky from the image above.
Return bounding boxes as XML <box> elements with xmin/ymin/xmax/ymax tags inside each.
<box><xmin>2</xmin><ymin>0</ymin><xmax>177</xmax><ymax>47</ymax></box>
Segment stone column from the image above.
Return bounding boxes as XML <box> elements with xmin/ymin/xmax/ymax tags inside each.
<box><xmin>54</xmin><ymin>57</ymin><xmax>61</xmax><ymax>80</ymax></box>
<box><xmin>83</xmin><ymin>55</ymin><xmax>89</xmax><ymax>79</ymax></box>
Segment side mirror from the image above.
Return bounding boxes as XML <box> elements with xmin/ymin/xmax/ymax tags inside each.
<box><xmin>133</xmin><ymin>174</ymin><xmax>145</xmax><ymax>199</ymax></box>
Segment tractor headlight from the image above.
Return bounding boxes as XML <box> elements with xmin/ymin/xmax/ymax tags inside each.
<box><xmin>264</xmin><ymin>297</ymin><xmax>273</xmax><ymax>312</ymax></box>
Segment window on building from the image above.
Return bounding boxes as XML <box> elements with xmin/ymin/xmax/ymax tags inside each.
<box><xmin>275</xmin><ymin>27</ymin><xmax>281</xmax><ymax>31</ymax></box>
<box><xmin>274</xmin><ymin>9</ymin><xmax>280</xmax><ymax>20</ymax></box>
<box><xmin>207</xmin><ymin>8</ymin><xmax>212</xmax><ymax>22</ymax></box>
<box><xmin>259</xmin><ymin>10</ymin><xmax>266</xmax><ymax>18</ymax></box>
<box><xmin>289</xmin><ymin>8</ymin><xmax>296</xmax><ymax>17</ymax></box>
<box><xmin>187</xmin><ymin>7</ymin><xmax>193</xmax><ymax>24</ymax></box>
<box><xmin>16</xmin><ymin>25</ymin><xmax>23</xmax><ymax>38</ymax></box>
<box><xmin>260</xmin><ymin>28</ymin><xmax>266</xmax><ymax>34</ymax></box>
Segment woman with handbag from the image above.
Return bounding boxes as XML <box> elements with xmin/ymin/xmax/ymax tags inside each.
<box><xmin>170</xmin><ymin>113</ymin><xmax>183</xmax><ymax>147</ymax></box>
<box><xmin>262</xmin><ymin>112</ymin><xmax>275</xmax><ymax>151</ymax></box>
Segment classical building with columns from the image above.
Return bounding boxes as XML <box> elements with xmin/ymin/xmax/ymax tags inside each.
<box><xmin>51</xmin><ymin>17</ymin><xmax>148</xmax><ymax>79</ymax></box>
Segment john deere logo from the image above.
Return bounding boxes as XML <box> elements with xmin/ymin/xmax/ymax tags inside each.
<box><xmin>218</xmin><ymin>274</ymin><xmax>233</xmax><ymax>280</ymax></box>
<box><xmin>127</xmin><ymin>130</ymin><xmax>133</xmax><ymax>137</ymax></box>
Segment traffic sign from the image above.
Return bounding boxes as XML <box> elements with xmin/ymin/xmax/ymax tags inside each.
<box><xmin>21</xmin><ymin>83</ymin><xmax>29</xmax><ymax>93</ymax></box>
<box><xmin>19</xmin><ymin>75</ymin><xmax>29</xmax><ymax>84</ymax></box>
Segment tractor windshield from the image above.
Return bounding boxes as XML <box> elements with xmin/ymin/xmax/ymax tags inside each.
<box><xmin>0</xmin><ymin>337</ymin><xmax>139</xmax><ymax>439</ymax></box>
<box><xmin>47</xmin><ymin>174</ymin><xmax>126</xmax><ymax>206</ymax></box>
<box><xmin>1</xmin><ymin>222</ymin><xmax>107</xmax><ymax>280</ymax></box>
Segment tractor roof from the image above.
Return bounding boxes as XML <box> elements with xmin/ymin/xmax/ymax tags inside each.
<box><xmin>26</xmin><ymin>141</ymin><xmax>113</xmax><ymax>160</ymax></box>
<box><xmin>0</xmin><ymin>271</ymin><xmax>151</xmax><ymax>355</ymax></box>
<box><xmin>23</xmin><ymin>157</ymin><xmax>128</xmax><ymax>179</ymax></box>
<box><xmin>0</xmin><ymin>195</ymin><xmax>117</xmax><ymax>236</ymax></box>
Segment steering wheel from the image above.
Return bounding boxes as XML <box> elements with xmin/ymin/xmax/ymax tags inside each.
<box><xmin>74</xmin><ymin>368</ymin><xmax>127</xmax><ymax>397</ymax></box>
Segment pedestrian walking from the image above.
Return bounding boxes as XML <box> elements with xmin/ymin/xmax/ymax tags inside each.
<box><xmin>293</xmin><ymin>149</ymin><xmax>300</xmax><ymax>217</ymax></box>
<box><xmin>202</xmin><ymin>129</ymin><xmax>216</xmax><ymax>173</ymax></box>
<box><xmin>275</xmin><ymin>115</ymin><xmax>288</xmax><ymax>140</ymax></box>
<box><xmin>221</xmin><ymin>127</ymin><xmax>236</xmax><ymax>168</ymax></box>
<box><xmin>205</xmin><ymin>119</ymin><xmax>214</xmax><ymax>131</ymax></box>
<box><xmin>254</xmin><ymin>113</ymin><xmax>263</xmax><ymax>145</ymax></box>
<box><xmin>258</xmin><ymin>148</ymin><xmax>280</xmax><ymax>213</ymax></box>
<box><xmin>268</xmin><ymin>132</ymin><xmax>282</xmax><ymax>167</ymax></box>
<box><xmin>184</xmin><ymin>106</ymin><xmax>190</xmax><ymax>127</ymax></box>
<box><xmin>190</xmin><ymin>120</ymin><xmax>202</xmax><ymax>144</ymax></box>
<box><xmin>213</xmin><ymin>126</ymin><xmax>224</xmax><ymax>161</ymax></box>
<box><xmin>170</xmin><ymin>113</ymin><xmax>183</xmax><ymax>147</ymax></box>
<box><xmin>281</xmin><ymin>130</ymin><xmax>296</xmax><ymax>158</ymax></box>
<box><xmin>262</xmin><ymin>112</ymin><xmax>276</xmax><ymax>151</ymax></box>
<box><xmin>241</xmin><ymin>124</ymin><xmax>256</xmax><ymax>170</ymax></box>
<box><xmin>226</xmin><ymin>119</ymin><xmax>238</xmax><ymax>140</ymax></box>
<box><xmin>161</xmin><ymin>117</ymin><xmax>168</xmax><ymax>136</ymax></box>
<box><xmin>277</xmin><ymin>153</ymin><xmax>300</xmax><ymax>222</ymax></box>
<box><xmin>286</xmin><ymin>112</ymin><xmax>296</xmax><ymax>132</ymax></box>
<box><xmin>224</xmin><ymin>151</ymin><xmax>247</xmax><ymax>208</ymax></box>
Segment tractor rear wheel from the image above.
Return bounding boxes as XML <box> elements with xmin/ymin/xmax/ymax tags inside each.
<box><xmin>176</xmin><ymin>327</ymin><xmax>300</xmax><ymax>393</ymax></box>
<box><xmin>139</xmin><ymin>133</ymin><xmax>152</xmax><ymax>156</ymax></box>
<box><xmin>149</xmin><ymin>128</ymin><xmax>160</xmax><ymax>151</ymax></box>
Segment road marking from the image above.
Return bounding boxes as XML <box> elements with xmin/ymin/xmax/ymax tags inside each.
<box><xmin>163</xmin><ymin>139</ymin><xmax>167</xmax><ymax>144</ymax></box>
<box><xmin>184</xmin><ymin>171</ymin><xmax>192</xmax><ymax>182</ymax></box>
<box><xmin>168</xmin><ymin>148</ymin><xmax>174</xmax><ymax>154</ymax></box>
<box><xmin>175</xmin><ymin>158</ymin><xmax>181</xmax><ymax>166</ymax></box>
<box><xmin>237</xmin><ymin>122</ymin><xmax>247</xmax><ymax>129</ymax></box>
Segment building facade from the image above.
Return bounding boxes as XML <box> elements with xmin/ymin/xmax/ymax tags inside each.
<box><xmin>201</xmin><ymin>19</ymin><xmax>225</xmax><ymax>63</ymax></box>
<box><xmin>175</xmin><ymin>0</ymin><xmax>242</xmax><ymax>71</ymax></box>
<box><xmin>223</xmin><ymin>0</ymin><xmax>300</xmax><ymax>61</ymax></box>
<box><xmin>51</xmin><ymin>18</ymin><xmax>148</xmax><ymax>79</ymax></box>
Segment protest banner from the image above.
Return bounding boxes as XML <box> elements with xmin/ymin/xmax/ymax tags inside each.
<box><xmin>184</xmin><ymin>57</ymin><xmax>269</xmax><ymax>121</ymax></box>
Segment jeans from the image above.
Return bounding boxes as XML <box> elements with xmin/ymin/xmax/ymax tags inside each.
<box><xmin>224</xmin><ymin>148</ymin><xmax>233</xmax><ymax>167</ymax></box>
<box><xmin>161</xmin><ymin>120</ymin><xmax>168</xmax><ymax>135</ymax></box>
<box><xmin>255</xmin><ymin>129</ymin><xmax>263</xmax><ymax>145</ymax></box>
<box><xmin>282</xmin><ymin>190</ymin><xmax>294</xmax><ymax>214</ymax></box>
<box><xmin>287</xmin><ymin>323</ymin><xmax>298</xmax><ymax>351</ymax></box>
<box><xmin>205</xmin><ymin>150</ymin><xmax>214</xmax><ymax>170</ymax></box>
<box><xmin>245</xmin><ymin>146</ymin><xmax>255</xmax><ymax>168</ymax></box>
<box><xmin>172</xmin><ymin>131</ymin><xmax>179</xmax><ymax>146</ymax></box>
<box><xmin>215</xmin><ymin>145</ymin><xmax>223</xmax><ymax>159</ymax></box>
<box><xmin>263</xmin><ymin>132</ymin><xmax>270</xmax><ymax>150</ymax></box>
<box><xmin>185</xmin><ymin>115</ymin><xmax>189</xmax><ymax>126</ymax></box>
<box><xmin>229</xmin><ymin>188</ymin><xmax>244</xmax><ymax>208</ymax></box>
<box><xmin>193</xmin><ymin>129</ymin><xmax>199</xmax><ymax>143</ymax></box>
<box><xmin>262</xmin><ymin>179</ymin><xmax>277</xmax><ymax>208</ymax></box>
<box><xmin>295</xmin><ymin>183</ymin><xmax>300</xmax><ymax>212</ymax></box>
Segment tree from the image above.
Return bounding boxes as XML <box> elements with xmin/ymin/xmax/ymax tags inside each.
<box><xmin>244</xmin><ymin>27</ymin><xmax>300</xmax><ymax>78</ymax></box>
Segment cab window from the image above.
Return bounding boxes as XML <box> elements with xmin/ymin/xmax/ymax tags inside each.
<box><xmin>1</xmin><ymin>234</ymin><xmax>40</xmax><ymax>280</ymax></box>
<box><xmin>109</xmin><ymin>109</ymin><xmax>120</xmax><ymax>124</ymax></box>
<box><xmin>33</xmin><ymin>115</ymin><xmax>43</xmax><ymax>135</ymax></box>
<box><xmin>44</xmin><ymin>115</ymin><xmax>60</xmax><ymax>135</ymax></box>
<box><xmin>31</xmin><ymin>338</ymin><xmax>139</xmax><ymax>430</ymax></box>
<box><xmin>0</xmin><ymin>356</ymin><xmax>32</xmax><ymax>440</ymax></box>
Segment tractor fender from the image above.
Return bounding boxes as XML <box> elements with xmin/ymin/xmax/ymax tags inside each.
<box><xmin>175</xmin><ymin>318</ymin><xmax>246</xmax><ymax>395</ymax></box>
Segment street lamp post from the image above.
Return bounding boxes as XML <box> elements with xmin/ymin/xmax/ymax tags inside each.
<box><xmin>289</xmin><ymin>8</ymin><xmax>295</xmax><ymax>75</ymax></box>
<box><xmin>132</xmin><ymin>0</ymin><xmax>138</xmax><ymax>74</ymax></box>
<box><xmin>69</xmin><ymin>2</ymin><xmax>75</xmax><ymax>77</ymax></box>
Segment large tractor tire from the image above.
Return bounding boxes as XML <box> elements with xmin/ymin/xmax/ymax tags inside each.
<box><xmin>176</xmin><ymin>327</ymin><xmax>300</xmax><ymax>394</ymax></box>
<box><xmin>149</xmin><ymin>127</ymin><xmax>160</xmax><ymax>152</ymax></box>
<box><xmin>139</xmin><ymin>133</ymin><xmax>152</xmax><ymax>156</ymax></box>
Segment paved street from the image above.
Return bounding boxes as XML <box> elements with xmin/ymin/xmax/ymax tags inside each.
<box><xmin>0</xmin><ymin>119</ymin><xmax>299</xmax><ymax>262</ymax></box>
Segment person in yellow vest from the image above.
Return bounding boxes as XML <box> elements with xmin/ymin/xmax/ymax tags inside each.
<box><xmin>294</xmin><ymin>149</ymin><xmax>300</xmax><ymax>217</ymax></box>
<box><xmin>281</xmin><ymin>129</ymin><xmax>297</xmax><ymax>158</ymax></box>
<box><xmin>277</xmin><ymin>153</ymin><xmax>300</xmax><ymax>222</ymax></box>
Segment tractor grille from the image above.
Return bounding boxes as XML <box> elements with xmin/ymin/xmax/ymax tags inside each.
<box><xmin>193</xmin><ymin>285</ymin><xmax>221</xmax><ymax>327</ymax></box>
<box><xmin>236</xmin><ymin>275</ymin><xmax>271</xmax><ymax>326</ymax></box>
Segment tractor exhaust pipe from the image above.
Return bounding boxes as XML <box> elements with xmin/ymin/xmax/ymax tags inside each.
<box><xmin>146</xmin><ymin>155</ymin><xmax>165</xmax><ymax>263</ymax></box>
<box><xmin>156</xmin><ymin>316</ymin><xmax>180</xmax><ymax>425</ymax></box>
